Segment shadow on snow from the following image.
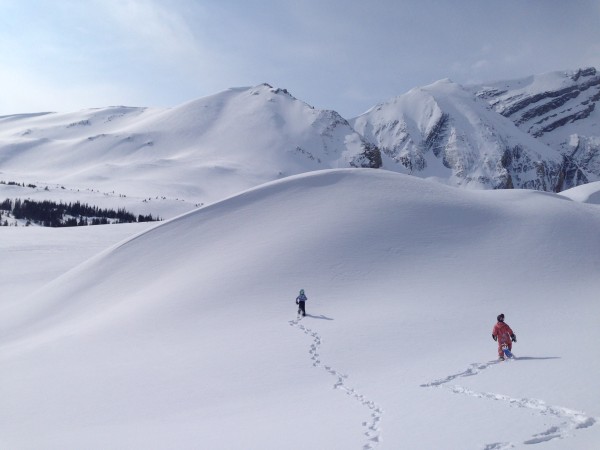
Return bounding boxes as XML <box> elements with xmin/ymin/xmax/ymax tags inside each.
<box><xmin>304</xmin><ymin>314</ymin><xmax>334</xmax><ymax>321</ymax></box>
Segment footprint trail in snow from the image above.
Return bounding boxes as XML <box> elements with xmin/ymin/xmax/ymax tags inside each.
<box><xmin>289</xmin><ymin>318</ymin><xmax>383</xmax><ymax>450</ymax></box>
<box><xmin>421</xmin><ymin>359</ymin><xmax>597</xmax><ymax>448</ymax></box>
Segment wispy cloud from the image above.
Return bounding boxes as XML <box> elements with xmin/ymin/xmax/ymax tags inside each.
<box><xmin>1</xmin><ymin>0</ymin><xmax>599</xmax><ymax>116</ymax></box>
<box><xmin>95</xmin><ymin>0</ymin><xmax>202</xmax><ymax>60</ymax></box>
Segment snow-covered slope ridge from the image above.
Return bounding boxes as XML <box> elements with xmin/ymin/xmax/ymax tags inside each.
<box><xmin>475</xmin><ymin>68</ymin><xmax>600</xmax><ymax>138</ymax></box>
<box><xmin>473</xmin><ymin>68</ymin><xmax>600</xmax><ymax>189</ymax></box>
<box><xmin>558</xmin><ymin>180</ymin><xmax>600</xmax><ymax>205</ymax></box>
<box><xmin>2</xmin><ymin>169</ymin><xmax>599</xmax><ymax>449</ymax></box>
<box><xmin>0</xmin><ymin>84</ymin><xmax>378</xmax><ymax>204</ymax></box>
<box><xmin>351</xmin><ymin>79</ymin><xmax>571</xmax><ymax>191</ymax></box>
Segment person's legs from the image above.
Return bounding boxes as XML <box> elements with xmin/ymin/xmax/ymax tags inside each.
<box><xmin>498</xmin><ymin>338</ymin><xmax>512</xmax><ymax>359</ymax></box>
<box><xmin>498</xmin><ymin>343</ymin><xmax>505</xmax><ymax>359</ymax></box>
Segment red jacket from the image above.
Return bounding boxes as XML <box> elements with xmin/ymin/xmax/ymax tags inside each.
<box><xmin>492</xmin><ymin>322</ymin><xmax>514</xmax><ymax>345</ymax></box>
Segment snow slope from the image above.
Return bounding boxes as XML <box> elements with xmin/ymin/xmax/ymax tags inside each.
<box><xmin>558</xmin><ymin>180</ymin><xmax>600</xmax><ymax>205</ymax></box>
<box><xmin>0</xmin><ymin>85</ymin><xmax>371</xmax><ymax>210</ymax></box>
<box><xmin>1</xmin><ymin>169</ymin><xmax>599</xmax><ymax>449</ymax></box>
<box><xmin>0</xmin><ymin>222</ymin><xmax>155</xmax><ymax>300</ymax></box>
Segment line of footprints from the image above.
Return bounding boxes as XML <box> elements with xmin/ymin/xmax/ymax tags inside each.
<box><xmin>421</xmin><ymin>360</ymin><xmax>597</xmax><ymax>448</ymax></box>
<box><xmin>291</xmin><ymin>318</ymin><xmax>597</xmax><ymax>449</ymax></box>
<box><xmin>289</xmin><ymin>319</ymin><xmax>383</xmax><ymax>450</ymax></box>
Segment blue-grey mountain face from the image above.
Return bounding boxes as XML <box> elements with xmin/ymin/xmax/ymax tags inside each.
<box><xmin>473</xmin><ymin>68</ymin><xmax>600</xmax><ymax>190</ymax></box>
<box><xmin>352</xmin><ymin>68</ymin><xmax>600</xmax><ymax>192</ymax></box>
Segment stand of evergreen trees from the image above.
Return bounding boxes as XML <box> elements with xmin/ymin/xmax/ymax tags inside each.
<box><xmin>0</xmin><ymin>198</ymin><xmax>160</xmax><ymax>227</ymax></box>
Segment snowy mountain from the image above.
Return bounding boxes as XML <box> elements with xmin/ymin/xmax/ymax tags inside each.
<box><xmin>2</xmin><ymin>70</ymin><xmax>600</xmax><ymax>211</ymax></box>
<box><xmin>350</xmin><ymin>80</ymin><xmax>557</xmax><ymax>190</ymax></box>
<box><xmin>2</xmin><ymin>169</ymin><xmax>600</xmax><ymax>448</ymax></box>
<box><xmin>351</xmin><ymin>70</ymin><xmax>600</xmax><ymax>191</ymax></box>
<box><xmin>3</xmin><ymin>69</ymin><xmax>600</xmax><ymax>449</ymax></box>
<box><xmin>472</xmin><ymin>67</ymin><xmax>600</xmax><ymax>189</ymax></box>
<box><xmin>0</xmin><ymin>84</ymin><xmax>378</xmax><ymax>209</ymax></box>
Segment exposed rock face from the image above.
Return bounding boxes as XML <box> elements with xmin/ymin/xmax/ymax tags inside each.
<box><xmin>351</xmin><ymin>80</ymin><xmax>566</xmax><ymax>191</ymax></box>
<box><xmin>351</xmin><ymin>69</ymin><xmax>600</xmax><ymax>192</ymax></box>
<box><xmin>485</xmin><ymin>68</ymin><xmax>600</xmax><ymax>136</ymax></box>
<box><xmin>350</xmin><ymin>142</ymin><xmax>382</xmax><ymax>169</ymax></box>
<box><xmin>472</xmin><ymin>68</ymin><xmax>600</xmax><ymax>189</ymax></box>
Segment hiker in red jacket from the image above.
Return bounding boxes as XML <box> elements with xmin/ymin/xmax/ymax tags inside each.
<box><xmin>492</xmin><ymin>313</ymin><xmax>516</xmax><ymax>360</ymax></box>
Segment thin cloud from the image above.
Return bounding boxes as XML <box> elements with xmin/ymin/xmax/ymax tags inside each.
<box><xmin>94</xmin><ymin>0</ymin><xmax>204</xmax><ymax>61</ymax></box>
<box><xmin>1</xmin><ymin>0</ymin><xmax>599</xmax><ymax>117</ymax></box>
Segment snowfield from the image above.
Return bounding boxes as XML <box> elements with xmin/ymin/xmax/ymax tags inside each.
<box><xmin>1</xmin><ymin>169</ymin><xmax>600</xmax><ymax>449</ymax></box>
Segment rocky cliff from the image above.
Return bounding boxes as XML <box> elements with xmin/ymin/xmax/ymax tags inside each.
<box><xmin>472</xmin><ymin>68</ymin><xmax>600</xmax><ymax>190</ymax></box>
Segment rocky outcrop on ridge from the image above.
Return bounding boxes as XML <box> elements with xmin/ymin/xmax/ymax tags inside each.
<box><xmin>472</xmin><ymin>68</ymin><xmax>600</xmax><ymax>189</ymax></box>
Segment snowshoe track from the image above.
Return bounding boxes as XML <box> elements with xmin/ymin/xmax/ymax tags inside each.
<box><xmin>421</xmin><ymin>359</ymin><xmax>597</xmax><ymax>448</ymax></box>
<box><xmin>289</xmin><ymin>318</ymin><xmax>383</xmax><ymax>449</ymax></box>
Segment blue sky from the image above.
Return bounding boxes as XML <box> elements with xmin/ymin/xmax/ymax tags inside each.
<box><xmin>1</xmin><ymin>0</ymin><xmax>599</xmax><ymax>117</ymax></box>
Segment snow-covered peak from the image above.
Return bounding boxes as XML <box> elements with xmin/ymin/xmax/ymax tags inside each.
<box><xmin>473</xmin><ymin>68</ymin><xmax>598</xmax><ymax>106</ymax></box>
<box><xmin>0</xmin><ymin>84</ymin><xmax>375</xmax><ymax>207</ymax></box>
<box><xmin>351</xmin><ymin>77</ymin><xmax>564</xmax><ymax>190</ymax></box>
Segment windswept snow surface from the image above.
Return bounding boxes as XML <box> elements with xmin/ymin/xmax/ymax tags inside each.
<box><xmin>1</xmin><ymin>169</ymin><xmax>600</xmax><ymax>449</ymax></box>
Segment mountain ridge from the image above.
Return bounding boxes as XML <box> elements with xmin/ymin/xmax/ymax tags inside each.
<box><xmin>0</xmin><ymin>84</ymin><xmax>378</xmax><ymax>205</ymax></box>
<box><xmin>469</xmin><ymin>67</ymin><xmax>600</xmax><ymax>189</ymax></box>
<box><xmin>1</xmin><ymin>68</ymin><xmax>599</xmax><ymax>205</ymax></box>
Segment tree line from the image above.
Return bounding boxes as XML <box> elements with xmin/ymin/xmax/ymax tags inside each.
<box><xmin>0</xmin><ymin>198</ymin><xmax>160</xmax><ymax>227</ymax></box>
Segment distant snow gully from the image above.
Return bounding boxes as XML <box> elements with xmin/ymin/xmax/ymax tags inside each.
<box><xmin>288</xmin><ymin>317</ymin><xmax>383</xmax><ymax>449</ymax></box>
